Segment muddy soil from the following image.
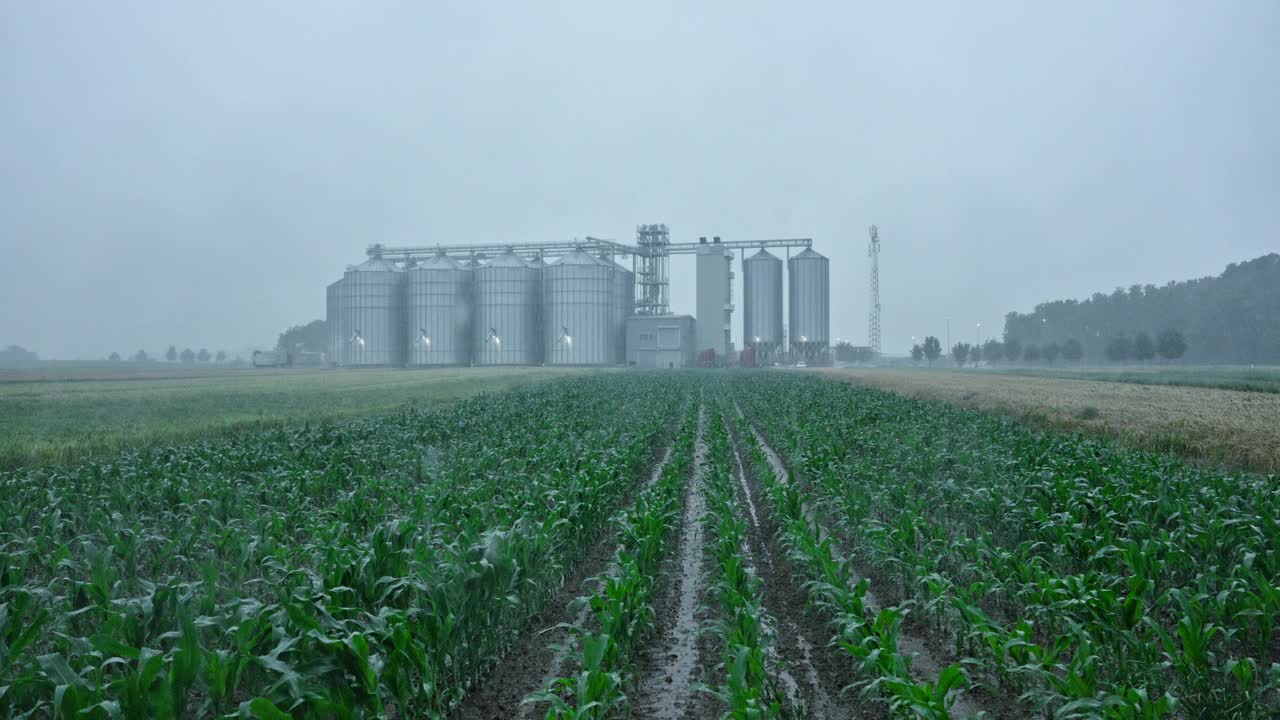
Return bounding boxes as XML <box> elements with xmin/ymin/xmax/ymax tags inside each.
<box><xmin>630</xmin><ymin>404</ymin><xmax>713</xmax><ymax>719</ymax></box>
<box><xmin>454</xmin><ymin>441</ymin><xmax>678</xmax><ymax>720</ymax></box>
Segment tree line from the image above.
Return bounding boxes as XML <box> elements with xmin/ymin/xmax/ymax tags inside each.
<box><xmin>1002</xmin><ymin>253</ymin><xmax>1279</xmax><ymax>365</ymax></box>
<box><xmin>909</xmin><ymin>330</ymin><xmax>1187</xmax><ymax>367</ymax></box>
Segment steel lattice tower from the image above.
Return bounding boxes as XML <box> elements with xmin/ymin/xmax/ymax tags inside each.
<box><xmin>635</xmin><ymin>224</ymin><xmax>671</xmax><ymax>315</ymax></box>
<box><xmin>867</xmin><ymin>225</ymin><xmax>881</xmax><ymax>354</ymax></box>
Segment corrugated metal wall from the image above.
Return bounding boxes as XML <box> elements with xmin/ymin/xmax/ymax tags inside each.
<box><xmin>743</xmin><ymin>249</ymin><xmax>783</xmax><ymax>362</ymax></box>
<box><xmin>544</xmin><ymin>250</ymin><xmax>613</xmax><ymax>365</ymax></box>
<box><xmin>787</xmin><ymin>248</ymin><xmax>830</xmax><ymax>359</ymax></box>
<box><xmin>474</xmin><ymin>252</ymin><xmax>541</xmax><ymax>365</ymax></box>
<box><xmin>406</xmin><ymin>254</ymin><xmax>472</xmax><ymax>366</ymax></box>
<box><xmin>342</xmin><ymin>258</ymin><xmax>406</xmax><ymax>366</ymax></box>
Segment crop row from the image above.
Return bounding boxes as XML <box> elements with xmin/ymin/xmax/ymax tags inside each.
<box><xmin>725</xmin><ymin>398</ymin><xmax>969</xmax><ymax>718</ymax></box>
<box><xmin>533</xmin><ymin>397</ymin><xmax>701</xmax><ymax>719</ymax></box>
<box><xmin>700</xmin><ymin>403</ymin><xmax>787</xmax><ymax>718</ymax></box>
<box><xmin>0</xmin><ymin>375</ymin><xmax>691</xmax><ymax>718</ymax></box>
<box><xmin>729</xmin><ymin>372</ymin><xmax>1280</xmax><ymax>718</ymax></box>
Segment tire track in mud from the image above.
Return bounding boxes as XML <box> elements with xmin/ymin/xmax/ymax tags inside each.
<box><xmin>630</xmin><ymin>402</ymin><xmax>710</xmax><ymax>719</ymax></box>
<box><xmin>454</xmin><ymin>436</ymin><xmax>681</xmax><ymax>720</ymax></box>
<box><xmin>720</xmin><ymin>403</ymin><xmax>868</xmax><ymax>720</ymax></box>
<box><xmin>736</xmin><ymin>401</ymin><xmax>990</xmax><ymax>719</ymax></box>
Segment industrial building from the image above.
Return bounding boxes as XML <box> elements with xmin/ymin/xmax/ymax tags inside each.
<box><xmin>324</xmin><ymin>225</ymin><xmax>829</xmax><ymax>368</ymax></box>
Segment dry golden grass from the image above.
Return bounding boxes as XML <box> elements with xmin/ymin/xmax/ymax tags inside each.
<box><xmin>815</xmin><ymin>368</ymin><xmax>1280</xmax><ymax>473</ymax></box>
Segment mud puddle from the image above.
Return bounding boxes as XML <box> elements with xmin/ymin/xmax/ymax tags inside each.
<box><xmin>631</xmin><ymin>403</ymin><xmax>711</xmax><ymax>719</ymax></box>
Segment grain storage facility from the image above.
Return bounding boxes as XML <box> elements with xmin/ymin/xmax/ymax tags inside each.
<box><xmin>606</xmin><ymin>256</ymin><xmax>635</xmax><ymax>364</ymax></box>
<box><xmin>325</xmin><ymin>278</ymin><xmax>345</xmax><ymax>365</ymax></box>
<box><xmin>787</xmin><ymin>247</ymin><xmax>830</xmax><ymax>362</ymax></box>
<box><xmin>474</xmin><ymin>251</ymin><xmax>541</xmax><ymax>365</ymax></box>
<box><xmin>325</xmin><ymin>229</ymin><xmax>828</xmax><ymax>368</ymax></box>
<box><xmin>406</xmin><ymin>252</ymin><xmax>472</xmax><ymax>366</ymax></box>
<box><xmin>742</xmin><ymin>249</ymin><xmax>783</xmax><ymax>364</ymax></box>
<box><xmin>340</xmin><ymin>256</ymin><xmax>405</xmax><ymax>366</ymax></box>
<box><xmin>543</xmin><ymin>249</ymin><xmax>614</xmax><ymax>365</ymax></box>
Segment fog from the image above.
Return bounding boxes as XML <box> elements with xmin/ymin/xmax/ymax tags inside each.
<box><xmin>2</xmin><ymin>2</ymin><xmax>1277</xmax><ymax>360</ymax></box>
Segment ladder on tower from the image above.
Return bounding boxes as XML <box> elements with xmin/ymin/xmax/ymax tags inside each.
<box><xmin>868</xmin><ymin>225</ymin><xmax>881</xmax><ymax>355</ymax></box>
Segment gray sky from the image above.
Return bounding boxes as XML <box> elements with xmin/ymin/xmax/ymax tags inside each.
<box><xmin>3</xmin><ymin>1</ymin><xmax>1278</xmax><ymax>359</ymax></box>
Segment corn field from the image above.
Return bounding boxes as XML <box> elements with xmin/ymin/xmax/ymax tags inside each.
<box><xmin>1</xmin><ymin>372</ymin><xmax>1277</xmax><ymax>719</ymax></box>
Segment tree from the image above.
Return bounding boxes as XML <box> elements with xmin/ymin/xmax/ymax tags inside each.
<box><xmin>1133</xmin><ymin>332</ymin><xmax>1156</xmax><ymax>363</ymax></box>
<box><xmin>1157</xmin><ymin>328</ymin><xmax>1187</xmax><ymax>361</ymax></box>
<box><xmin>951</xmin><ymin>342</ymin><xmax>970</xmax><ymax>367</ymax></box>
<box><xmin>215</xmin><ymin>350</ymin><xmax>227</xmax><ymax>363</ymax></box>
<box><xmin>197</xmin><ymin>348</ymin><xmax>211</xmax><ymax>363</ymax></box>
<box><xmin>1106</xmin><ymin>336</ymin><xmax>1132</xmax><ymax>363</ymax></box>
<box><xmin>1023</xmin><ymin>344</ymin><xmax>1041</xmax><ymax>363</ymax></box>
<box><xmin>1004</xmin><ymin>339</ymin><xmax>1022</xmax><ymax>364</ymax></box>
<box><xmin>166</xmin><ymin>345</ymin><xmax>178</xmax><ymax>362</ymax></box>
<box><xmin>982</xmin><ymin>339</ymin><xmax>1003</xmax><ymax>365</ymax></box>
<box><xmin>923</xmin><ymin>336</ymin><xmax>942</xmax><ymax>365</ymax></box>
<box><xmin>1043</xmin><ymin>342</ymin><xmax>1060</xmax><ymax>365</ymax></box>
<box><xmin>1062</xmin><ymin>338</ymin><xmax>1084</xmax><ymax>363</ymax></box>
<box><xmin>180</xmin><ymin>347</ymin><xmax>196</xmax><ymax>364</ymax></box>
<box><xmin>133</xmin><ymin>350</ymin><xmax>148</xmax><ymax>362</ymax></box>
<box><xmin>911</xmin><ymin>344</ymin><xmax>924</xmax><ymax>364</ymax></box>
<box><xmin>1001</xmin><ymin>253</ymin><xmax>1280</xmax><ymax>364</ymax></box>
<box><xmin>970</xmin><ymin>343</ymin><xmax>982</xmax><ymax>366</ymax></box>
<box><xmin>0</xmin><ymin>345</ymin><xmax>39</xmax><ymax>367</ymax></box>
<box><xmin>278</xmin><ymin>320</ymin><xmax>328</xmax><ymax>353</ymax></box>
<box><xmin>108</xmin><ymin>352</ymin><xmax>121</xmax><ymax>362</ymax></box>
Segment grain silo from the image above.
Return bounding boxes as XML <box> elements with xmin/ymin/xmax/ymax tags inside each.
<box><xmin>743</xmin><ymin>249</ymin><xmax>783</xmax><ymax>364</ymax></box>
<box><xmin>787</xmin><ymin>247</ymin><xmax>830</xmax><ymax>362</ymax></box>
<box><xmin>543</xmin><ymin>249</ymin><xmax>613</xmax><ymax>365</ymax></box>
<box><xmin>603</xmin><ymin>255</ymin><xmax>634</xmax><ymax>364</ymax></box>
<box><xmin>406</xmin><ymin>253</ymin><xmax>472</xmax><ymax>366</ymax></box>
<box><xmin>474</xmin><ymin>251</ymin><xmax>541</xmax><ymax>365</ymax></box>
<box><xmin>342</xmin><ymin>256</ymin><xmax>406</xmax><ymax>366</ymax></box>
<box><xmin>326</xmin><ymin>278</ymin><xmax>345</xmax><ymax>365</ymax></box>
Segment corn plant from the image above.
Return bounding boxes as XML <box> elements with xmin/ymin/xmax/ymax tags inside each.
<box><xmin>0</xmin><ymin>375</ymin><xmax>690</xmax><ymax>717</ymax></box>
<box><xmin>532</xmin><ymin>396</ymin><xmax>699</xmax><ymax>719</ymax></box>
<box><xmin>730</xmin><ymin>371</ymin><xmax>1276</xmax><ymax>717</ymax></box>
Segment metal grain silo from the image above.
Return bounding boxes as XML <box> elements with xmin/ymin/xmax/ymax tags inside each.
<box><xmin>787</xmin><ymin>248</ymin><xmax>830</xmax><ymax>362</ymax></box>
<box><xmin>603</xmin><ymin>255</ymin><xmax>634</xmax><ymax>364</ymax></box>
<box><xmin>406</xmin><ymin>253</ymin><xmax>472</xmax><ymax>366</ymax></box>
<box><xmin>326</xmin><ymin>278</ymin><xmax>345</xmax><ymax>365</ymax></box>
<box><xmin>474</xmin><ymin>251</ymin><xmax>541</xmax><ymax>365</ymax></box>
<box><xmin>342</xmin><ymin>256</ymin><xmax>406</xmax><ymax>366</ymax></box>
<box><xmin>543</xmin><ymin>249</ymin><xmax>613</xmax><ymax>365</ymax></box>
<box><xmin>743</xmin><ymin>249</ymin><xmax>784</xmax><ymax>364</ymax></box>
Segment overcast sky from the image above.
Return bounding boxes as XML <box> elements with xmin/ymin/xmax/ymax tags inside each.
<box><xmin>3</xmin><ymin>2</ymin><xmax>1277</xmax><ymax>359</ymax></box>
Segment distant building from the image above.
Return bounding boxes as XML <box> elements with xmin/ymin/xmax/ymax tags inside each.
<box><xmin>626</xmin><ymin>315</ymin><xmax>695</xmax><ymax>368</ymax></box>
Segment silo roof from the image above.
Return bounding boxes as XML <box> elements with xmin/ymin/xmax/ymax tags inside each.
<box><xmin>552</xmin><ymin>249</ymin><xmax>603</xmax><ymax>267</ymax></box>
<box><xmin>746</xmin><ymin>248</ymin><xmax>781</xmax><ymax>262</ymax></box>
<box><xmin>483</xmin><ymin>251</ymin><xmax>530</xmax><ymax>269</ymax></box>
<box><xmin>351</xmin><ymin>256</ymin><xmax>400</xmax><ymax>272</ymax></box>
<box><xmin>418</xmin><ymin>252</ymin><xmax>463</xmax><ymax>271</ymax></box>
<box><xmin>791</xmin><ymin>248</ymin><xmax>827</xmax><ymax>261</ymax></box>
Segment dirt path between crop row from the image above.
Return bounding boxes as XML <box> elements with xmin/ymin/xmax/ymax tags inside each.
<box><xmin>630</xmin><ymin>402</ymin><xmax>712</xmax><ymax>719</ymax></box>
<box><xmin>736</xmin><ymin>402</ymin><xmax>993</xmax><ymax>719</ymax></box>
<box><xmin>720</xmin><ymin>405</ymin><xmax>871</xmax><ymax>719</ymax></box>
<box><xmin>454</xmin><ymin>438</ymin><xmax>679</xmax><ymax>720</ymax></box>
